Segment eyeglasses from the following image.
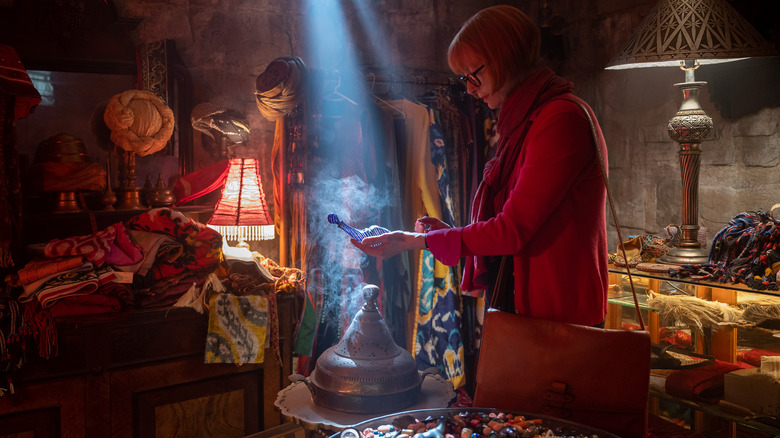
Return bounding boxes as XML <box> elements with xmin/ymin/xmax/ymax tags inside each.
<box><xmin>460</xmin><ymin>65</ymin><xmax>485</xmax><ymax>87</ymax></box>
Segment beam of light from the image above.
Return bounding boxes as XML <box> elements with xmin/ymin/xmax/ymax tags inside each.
<box><xmin>303</xmin><ymin>0</ymin><xmax>363</xmax><ymax>109</ymax></box>
<box><xmin>346</xmin><ymin>0</ymin><xmax>404</xmax><ymax>80</ymax></box>
<box><xmin>301</xmin><ymin>0</ymin><xmax>390</xmax><ymax>327</ymax></box>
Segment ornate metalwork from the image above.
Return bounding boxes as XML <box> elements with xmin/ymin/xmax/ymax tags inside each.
<box><xmin>607</xmin><ymin>0</ymin><xmax>776</xmax><ymax>67</ymax></box>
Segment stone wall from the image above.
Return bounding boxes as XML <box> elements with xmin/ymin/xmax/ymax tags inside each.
<box><xmin>114</xmin><ymin>0</ymin><xmax>780</xmax><ymax>253</ymax></box>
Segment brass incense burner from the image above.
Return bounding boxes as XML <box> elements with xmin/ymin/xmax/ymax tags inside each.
<box><xmin>292</xmin><ymin>284</ymin><xmax>437</xmax><ymax>413</ymax></box>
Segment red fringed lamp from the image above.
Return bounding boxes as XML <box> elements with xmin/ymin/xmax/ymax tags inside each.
<box><xmin>207</xmin><ymin>157</ymin><xmax>274</xmax><ymax>247</ymax></box>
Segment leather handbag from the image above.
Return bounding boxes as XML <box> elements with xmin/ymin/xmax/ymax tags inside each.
<box><xmin>472</xmin><ymin>97</ymin><xmax>651</xmax><ymax>438</ymax></box>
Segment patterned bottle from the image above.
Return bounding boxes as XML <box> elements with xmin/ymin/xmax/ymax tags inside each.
<box><xmin>327</xmin><ymin>214</ymin><xmax>389</xmax><ymax>246</ymax></box>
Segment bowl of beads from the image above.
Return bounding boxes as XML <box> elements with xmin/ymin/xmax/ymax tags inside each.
<box><xmin>332</xmin><ymin>408</ymin><xmax>620</xmax><ymax>438</ymax></box>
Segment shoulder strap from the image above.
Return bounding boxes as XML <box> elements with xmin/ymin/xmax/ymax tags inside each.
<box><xmin>558</xmin><ymin>95</ymin><xmax>645</xmax><ymax>330</ymax></box>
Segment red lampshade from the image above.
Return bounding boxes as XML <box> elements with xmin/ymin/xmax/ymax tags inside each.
<box><xmin>208</xmin><ymin>158</ymin><xmax>274</xmax><ymax>243</ymax></box>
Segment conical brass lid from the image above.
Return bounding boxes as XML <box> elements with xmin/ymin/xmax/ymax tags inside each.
<box><xmin>311</xmin><ymin>284</ymin><xmax>420</xmax><ymax>396</ymax></box>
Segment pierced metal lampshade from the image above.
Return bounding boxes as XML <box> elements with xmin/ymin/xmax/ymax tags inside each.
<box><xmin>606</xmin><ymin>0</ymin><xmax>776</xmax><ymax>69</ymax></box>
<box><xmin>208</xmin><ymin>157</ymin><xmax>275</xmax><ymax>245</ymax></box>
<box><xmin>606</xmin><ymin>0</ymin><xmax>777</xmax><ymax>264</ymax></box>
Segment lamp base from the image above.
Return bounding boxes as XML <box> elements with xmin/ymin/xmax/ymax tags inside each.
<box><xmin>659</xmin><ymin>246</ymin><xmax>709</xmax><ymax>265</ymax></box>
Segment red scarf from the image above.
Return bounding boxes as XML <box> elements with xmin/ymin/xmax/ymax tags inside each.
<box><xmin>464</xmin><ymin>67</ymin><xmax>574</xmax><ymax>291</ymax></box>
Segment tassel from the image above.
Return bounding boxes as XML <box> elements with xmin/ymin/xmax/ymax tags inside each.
<box><xmin>173</xmin><ymin>282</ymin><xmax>201</xmax><ymax>311</ymax></box>
<box><xmin>0</xmin><ymin>242</ymin><xmax>13</xmax><ymax>268</ymax></box>
<box><xmin>647</xmin><ymin>292</ymin><xmax>743</xmax><ymax>335</ymax></box>
<box><xmin>742</xmin><ymin>303</ymin><xmax>780</xmax><ymax>325</ymax></box>
<box><xmin>23</xmin><ymin>303</ymin><xmax>58</xmax><ymax>360</ymax></box>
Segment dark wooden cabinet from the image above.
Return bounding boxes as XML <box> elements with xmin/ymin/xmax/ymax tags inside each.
<box><xmin>0</xmin><ymin>295</ymin><xmax>295</xmax><ymax>438</ymax></box>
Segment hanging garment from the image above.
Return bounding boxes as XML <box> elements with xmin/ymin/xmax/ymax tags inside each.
<box><xmin>385</xmin><ymin>98</ymin><xmax>465</xmax><ymax>388</ymax></box>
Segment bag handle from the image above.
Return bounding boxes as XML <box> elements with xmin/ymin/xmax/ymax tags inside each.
<box><xmin>566</xmin><ymin>96</ymin><xmax>645</xmax><ymax>330</ymax></box>
<box><xmin>490</xmin><ymin>96</ymin><xmax>645</xmax><ymax>330</ymax></box>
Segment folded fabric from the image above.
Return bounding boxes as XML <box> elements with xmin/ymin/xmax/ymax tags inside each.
<box><xmin>736</xmin><ymin>348</ymin><xmax>780</xmax><ymax>367</ymax></box>
<box><xmin>114</xmin><ymin>229</ymin><xmax>175</xmax><ymax>276</ymax></box>
<box><xmin>205</xmin><ymin>293</ymin><xmax>268</xmax><ymax>365</ymax></box>
<box><xmin>19</xmin><ymin>261</ymin><xmax>94</xmax><ymax>302</ymax></box>
<box><xmin>665</xmin><ymin>360</ymin><xmax>744</xmax><ymax>404</ymax></box>
<box><xmin>105</xmin><ymin>223</ymin><xmax>144</xmax><ymax>266</ymax></box>
<box><xmin>18</xmin><ymin>256</ymin><xmax>84</xmax><ymax>286</ymax></box>
<box><xmin>44</xmin><ymin>222</ymin><xmax>142</xmax><ymax>267</ymax></box>
<box><xmin>135</xmin><ymin>272</ymin><xmax>207</xmax><ymax>308</ymax></box>
<box><xmin>36</xmin><ymin>266</ymin><xmax>117</xmax><ymax>308</ymax></box>
<box><xmin>125</xmin><ymin>208</ymin><xmax>222</xmax><ymax>280</ymax></box>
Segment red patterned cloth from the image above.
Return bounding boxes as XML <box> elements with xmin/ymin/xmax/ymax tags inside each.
<box><xmin>665</xmin><ymin>360</ymin><xmax>744</xmax><ymax>404</ymax></box>
<box><xmin>125</xmin><ymin>208</ymin><xmax>223</xmax><ymax>280</ymax></box>
<box><xmin>737</xmin><ymin>348</ymin><xmax>780</xmax><ymax>367</ymax></box>
<box><xmin>44</xmin><ymin>222</ymin><xmax>142</xmax><ymax>267</ymax></box>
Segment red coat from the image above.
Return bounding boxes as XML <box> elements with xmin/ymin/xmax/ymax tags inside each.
<box><xmin>426</xmin><ymin>68</ymin><xmax>608</xmax><ymax>326</ymax></box>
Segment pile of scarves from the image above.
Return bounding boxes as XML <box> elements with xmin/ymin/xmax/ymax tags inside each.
<box><xmin>672</xmin><ymin>210</ymin><xmax>780</xmax><ymax>291</ymax></box>
<box><xmin>16</xmin><ymin>208</ymin><xmax>223</xmax><ymax>316</ymax></box>
<box><xmin>4</xmin><ymin>208</ymin><xmax>223</xmax><ymax>365</ymax></box>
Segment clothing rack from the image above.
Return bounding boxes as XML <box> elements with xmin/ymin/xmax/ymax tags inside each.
<box><xmin>311</xmin><ymin>68</ymin><xmax>462</xmax><ymax>89</ymax></box>
<box><xmin>363</xmin><ymin>71</ymin><xmax>460</xmax><ymax>87</ymax></box>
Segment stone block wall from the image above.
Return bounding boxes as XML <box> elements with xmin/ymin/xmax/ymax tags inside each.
<box><xmin>114</xmin><ymin>0</ymin><xmax>780</xmax><ymax>252</ymax></box>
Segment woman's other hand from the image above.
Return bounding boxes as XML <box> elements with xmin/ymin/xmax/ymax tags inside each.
<box><xmin>414</xmin><ymin>216</ymin><xmax>450</xmax><ymax>233</ymax></box>
<box><xmin>351</xmin><ymin>231</ymin><xmax>426</xmax><ymax>259</ymax></box>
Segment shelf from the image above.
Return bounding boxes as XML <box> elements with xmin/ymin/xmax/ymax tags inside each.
<box><xmin>650</xmin><ymin>390</ymin><xmax>780</xmax><ymax>437</ymax></box>
<box><xmin>609</xmin><ymin>265</ymin><xmax>779</xmax><ymax>298</ymax></box>
<box><xmin>608</xmin><ymin>290</ymin><xmax>658</xmax><ymax>311</ymax></box>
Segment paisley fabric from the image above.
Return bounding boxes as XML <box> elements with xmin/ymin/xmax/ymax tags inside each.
<box><xmin>205</xmin><ymin>293</ymin><xmax>268</xmax><ymax>364</ymax></box>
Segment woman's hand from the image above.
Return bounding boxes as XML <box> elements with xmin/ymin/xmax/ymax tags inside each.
<box><xmin>351</xmin><ymin>231</ymin><xmax>426</xmax><ymax>260</ymax></box>
<box><xmin>415</xmin><ymin>216</ymin><xmax>450</xmax><ymax>233</ymax></box>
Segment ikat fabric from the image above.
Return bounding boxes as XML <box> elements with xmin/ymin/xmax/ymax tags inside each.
<box><xmin>414</xmin><ymin>110</ymin><xmax>465</xmax><ymax>389</ymax></box>
<box><xmin>205</xmin><ymin>293</ymin><xmax>268</xmax><ymax>364</ymax></box>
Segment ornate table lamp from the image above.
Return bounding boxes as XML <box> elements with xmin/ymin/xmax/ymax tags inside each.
<box><xmin>208</xmin><ymin>157</ymin><xmax>274</xmax><ymax>247</ymax></box>
<box><xmin>606</xmin><ymin>0</ymin><xmax>777</xmax><ymax>264</ymax></box>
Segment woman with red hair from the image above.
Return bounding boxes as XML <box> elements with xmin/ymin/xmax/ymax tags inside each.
<box><xmin>354</xmin><ymin>5</ymin><xmax>609</xmax><ymax>327</ymax></box>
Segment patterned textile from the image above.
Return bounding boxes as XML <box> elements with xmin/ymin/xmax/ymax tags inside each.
<box><xmin>413</xmin><ymin>112</ymin><xmax>465</xmax><ymax>389</ymax></box>
<box><xmin>205</xmin><ymin>293</ymin><xmax>268</xmax><ymax>364</ymax></box>
<box><xmin>125</xmin><ymin>208</ymin><xmax>223</xmax><ymax>280</ymax></box>
<box><xmin>18</xmin><ymin>260</ymin><xmax>94</xmax><ymax>303</ymax></box>
<box><xmin>18</xmin><ymin>256</ymin><xmax>84</xmax><ymax>286</ymax></box>
<box><xmin>135</xmin><ymin>271</ymin><xmax>208</xmax><ymax>309</ymax></box>
<box><xmin>671</xmin><ymin>210</ymin><xmax>780</xmax><ymax>291</ymax></box>
<box><xmin>416</xmin><ymin>249</ymin><xmax>465</xmax><ymax>389</ymax></box>
<box><xmin>44</xmin><ymin>222</ymin><xmax>142</xmax><ymax>267</ymax></box>
<box><xmin>35</xmin><ymin>266</ymin><xmax>117</xmax><ymax>308</ymax></box>
<box><xmin>113</xmin><ymin>230</ymin><xmax>175</xmax><ymax>277</ymax></box>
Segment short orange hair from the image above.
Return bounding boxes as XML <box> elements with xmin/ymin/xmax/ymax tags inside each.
<box><xmin>448</xmin><ymin>5</ymin><xmax>541</xmax><ymax>91</ymax></box>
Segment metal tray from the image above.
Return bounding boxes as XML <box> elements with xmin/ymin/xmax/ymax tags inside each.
<box><xmin>330</xmin><ymin>407</ymin><xmax>621</xmax><ymax>438</ymax></box>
